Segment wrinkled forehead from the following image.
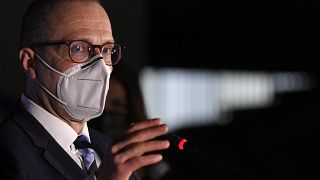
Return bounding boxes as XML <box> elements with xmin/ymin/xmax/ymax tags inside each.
<box><xmin>47</xmin><ymin>1</ymin><xmax>112</xmax><ymax>37</ymax></box>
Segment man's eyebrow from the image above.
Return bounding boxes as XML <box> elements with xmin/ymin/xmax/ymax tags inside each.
<box><xmin>101</xmin><ymin>40</ymin><xmax>116</xmax><ymax>44</ymax></box>
<box><xmin>63</xmin><ymin>38</ymin><xmax>115</xmax><ymax>45</ymax></box>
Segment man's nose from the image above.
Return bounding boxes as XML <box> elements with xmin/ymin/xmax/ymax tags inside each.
<box><xmin>93</xmin><ymin>47</ymin><xmax>101</xmax><ymax>55</ymax></box>
<box><xmin>93</xmin><ymin>47</ymin><xmax>113</xmax><ymax>66</ymax></box>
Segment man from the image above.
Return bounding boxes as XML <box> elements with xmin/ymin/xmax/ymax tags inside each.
<box><xmin>0</xmin><ymin>0</ymin><xmax>169</xmax><ymax>180</ymax></box>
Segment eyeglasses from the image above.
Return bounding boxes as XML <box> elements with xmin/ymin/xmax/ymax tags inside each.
<box><xmin>27</xmin><ymin>40</ymin><xmax>124</xmax><ymax>65</ymax></box>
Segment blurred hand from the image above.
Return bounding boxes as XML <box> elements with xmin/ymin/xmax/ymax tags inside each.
<box><xmin>96</xmin><ymin>118</ymin><xmax>170</xmax><ymax>180</ymax></box>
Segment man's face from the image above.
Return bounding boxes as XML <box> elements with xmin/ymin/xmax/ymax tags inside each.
<box><xmin>34</xmin><ymin>1</ymin><xmax>114</xmax><ymax>121</ymax></box>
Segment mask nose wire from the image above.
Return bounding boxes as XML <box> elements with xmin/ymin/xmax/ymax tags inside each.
<box><xmin>81</xmin><ymin>54</ymin><xmax>104</xmax><ymax>69</ymax></box>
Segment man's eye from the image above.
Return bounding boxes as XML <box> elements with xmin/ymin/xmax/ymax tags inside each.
<box><xmin>102</xmin><ymin>48</ymin><xmax>112</xmax><ymax>54</ymax></box>
<box><xmin>71</xmin><ymin>45</ymin><xmax>86</xmax><ymax>54</ymax></box>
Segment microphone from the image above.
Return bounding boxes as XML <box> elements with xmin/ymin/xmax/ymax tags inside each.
<box><xmin>160</xmin><ymin>133</ymin><xmax>262</xmax><ymax>180</ymax></box>
<box><xmin>161</xmin><ymin>133</ymin><xmax>198</xmax><ymax>152</ymax></box>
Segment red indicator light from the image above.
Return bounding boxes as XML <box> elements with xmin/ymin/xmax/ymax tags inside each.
<box><xmin>178</xmin><ymin>138</ymin><xmax>187</xmax><ymax>150</ymax></box>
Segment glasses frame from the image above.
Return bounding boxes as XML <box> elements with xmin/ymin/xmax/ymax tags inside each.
<box><xmin>27</xmin><ymin>40</ymin><xmax>124</xmax><ymax>65</ymax></box>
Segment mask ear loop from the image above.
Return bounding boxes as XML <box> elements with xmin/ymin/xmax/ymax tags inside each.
<box><xmin>33</xmin><ymin>53</ymin><xmax>69</xmax><ymax>106</ymax></box>
<box><xmin>35</xmin><ymin>79</ymin><xmax>67</xmax><ymax>106</ymax></box>
<box><xmin>34</xmin><ymin>53</ymin><xmax>69</xmax><ymax>77</ymax></box>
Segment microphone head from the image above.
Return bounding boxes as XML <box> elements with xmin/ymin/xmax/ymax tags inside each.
<box><xmin>162</xmin><ymin>133</ymin><xmax>198</xmax><ymax>152</ymax></box>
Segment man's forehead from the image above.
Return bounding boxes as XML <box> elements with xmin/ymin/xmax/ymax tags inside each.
<box><xmin>46</xmin><ymin>1</ymin><xmax>112</xmax><ymax>40</ymax></box>
<box><xmin>48</xmin><ymin>1</ymin><xmax>109</xmax><ymax>26</ymax></box>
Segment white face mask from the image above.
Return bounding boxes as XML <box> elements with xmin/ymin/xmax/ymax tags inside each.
<box><xmin>35</xmin><ymin>53</ymin><xmax>111</xmax><ymax>122</ymax></box>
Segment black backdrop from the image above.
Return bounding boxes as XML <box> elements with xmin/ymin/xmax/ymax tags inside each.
<box><xmin>147</xmin><ymin>1</ymin><xmax>320</xmax><ymax>179</ymax></box>
<box><xmin>148</xmin><ymin>0</ymin><xmax>319</xmax><ymax>73</ymax></box>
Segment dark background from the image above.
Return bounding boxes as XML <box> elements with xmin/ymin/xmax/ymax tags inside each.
<box><xmin>146</xmin><ymin>1</ymin><xmax>320</xmax><ymax>179</ymax></box>
<box><xmin>1</xmin><ymin>0</ymin><xmax>319</xmax><ymax>179</ymax></box>
<box><xmin>147</xmin><ymin>1</ymin><xmax>320</xmax><ymax>72</ymax></box>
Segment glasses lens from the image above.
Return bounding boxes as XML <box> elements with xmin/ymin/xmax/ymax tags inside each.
<box><xmin>69</xmin><ymin>41</ymin><xmax>90</xmax><ymax>62</ymax></box>
<box><xmin>102</xmin><ymin>44</ymin><xmax>121</xmax><ymax>65</ymax></box>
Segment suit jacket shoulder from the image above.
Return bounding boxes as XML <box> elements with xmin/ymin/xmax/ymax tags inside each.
<box><xmin>0</xmin><ymin>105</ymin><xmax>104</xmax><ymax>180</ymax></box>
<box><xmin>0</xmin><ymin>104</ymin><xmax>139</xmax><ymax>180</ymax></box>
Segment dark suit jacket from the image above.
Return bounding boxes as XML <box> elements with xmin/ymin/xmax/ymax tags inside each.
<box><xmin>0</xmin><ymin>104</ymin><xmax>139</xmax><ymax>180</ymax></box>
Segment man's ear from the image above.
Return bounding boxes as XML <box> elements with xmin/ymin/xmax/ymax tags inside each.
<box><xmin>19</xmin><ymin>48</ymin><xmax>37</xmax><ymax>80</ymax></box>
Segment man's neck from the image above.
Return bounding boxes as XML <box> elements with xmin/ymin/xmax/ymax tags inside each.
<box><xmin>64</xmin><ymin>119</ymin><xmax>85</xmax><ymax>134</ymax></box>
<box><xmin>23</xmin><ymin>90</ymin><xmax>85</xmax><ymax>134</ymax></box>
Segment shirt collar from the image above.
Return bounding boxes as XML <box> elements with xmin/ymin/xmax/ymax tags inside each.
<box><xmin>20</xmin><ymin>94</ymin><xmax>91</xmax><ymax>150</ymax></box>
